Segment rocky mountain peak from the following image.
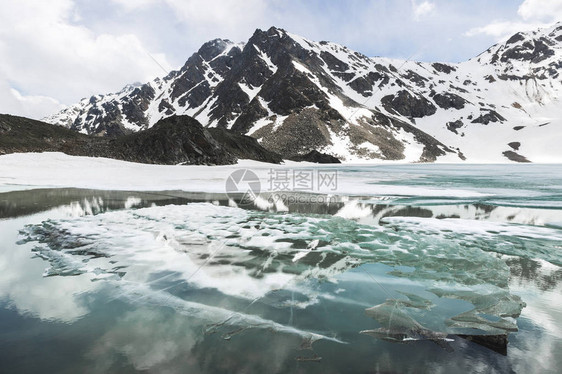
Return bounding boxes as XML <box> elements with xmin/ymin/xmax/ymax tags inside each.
<box><xmin>245</xmin><ymin>26</ymin><xmax>309</xmax><ymax>63</ymax></box>
<box><xmin>251</xmin><ymin>26</ymin><xmax>288</xmax><ymax>39</ymax></box>
<box><xmin>478</xmin><ymin>23</ymin><xmax>561</xmax><ymax>69</ymax></box>
<box><xmin>44</xmin><ymin>24</ymin><xmax>562</xmax><ymax>163</ymax></box>
<box><xmin>197</xmin><ymin>38</ymin><xmax>236</xmax><ymax>61</ymax></box>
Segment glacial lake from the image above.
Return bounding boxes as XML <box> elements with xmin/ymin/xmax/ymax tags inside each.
<box><xmin>1</xmin><ymin>164</ymin><xmax>561</xmax><ymax>373</ymax></box>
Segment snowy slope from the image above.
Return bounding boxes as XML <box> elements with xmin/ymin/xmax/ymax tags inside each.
<box><xmin>44</xmin><ymin>24</ymin><xmax>562</xmax><ymax>163</ymax></box>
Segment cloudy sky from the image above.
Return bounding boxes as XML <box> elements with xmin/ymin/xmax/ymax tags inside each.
<box><xmin>0</xmin><ymin>0</ymin><xmax>560</xmax><ymax>120</ymax></box>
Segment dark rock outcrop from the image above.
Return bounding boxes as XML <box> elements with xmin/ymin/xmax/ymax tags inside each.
<box><xmin>471</xmin><ymin>110</ymin><xmax>506</xmax><ymax>125</ymax></box>
<box><xmin>432</xmin><ymin>63</ymin><xmax>456</xmax><ymax>74</ymax></box>
<box><xmin>499</xmin><ymin>37</ymin><xmax>555</xmax><ymax>64</ymax></box>
<box><xmin>503</xmin><ymin>150</ymin><xmax>531</xmax><ymax>163</ymax></box>
<box><xmin>207</xmin><ymin>127</ymin><xmax>282</xmax><ymax>163</ymax></box>
<box><xmin>446</xmin><ymin>120</ymin><xmax>464</xmax><ymax>134</ymax></box>
<box><xmin>288</xmin><ymin>150</ymin><xmax>341</xmax><ymax>164</ymax></box>
<box><xmin>348</xmin><ymin>71</ymin><xmax>389</xmax><ymax>96</ymax></box>
<box><xmin>0</xmin><ymin>114</ymin><xmax>88</xmax><ymax>155</ymax></box>
<box><xmin>381</xmin><ymin>90</ymin><xmax>437</xmax><ymax>118</ymax></box>
<box><xmin>257</xmin><ymin>108</ymin><xmax>336</xmax><ymax>158</ymax></box>
<box><xmin>107</xmin><ymin>116</ymin><xmax>236</xmax><ymax>165</ymax></box>
<box><xmin>432</xmin><ymin>92</ymin><xmax>467</xmax><ymax>110</ymax></box>
<box><xmin>0</xmin><ymin>114</ymin><xmax>281</xmax><ymax>165</ymax></box>
<box><xmin>506</xmin><ymin>32</ymin><xmax>525</xmax><ymax>45</ymax></box>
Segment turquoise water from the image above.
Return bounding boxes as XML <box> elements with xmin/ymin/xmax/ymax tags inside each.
<box><xmin>1</xmin><ymin>165</ymin><xmax>561</xmax><ymax>373</ymax></box>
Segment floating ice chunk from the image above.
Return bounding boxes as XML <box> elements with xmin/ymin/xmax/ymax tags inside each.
<box><xmin>362</xmin><ymin>300</ymin><xmax>452</xmax><ymax>350</ymax></box>
<box><xmin>292</xmin><ymin>251</ymin><xmax>309</xmax><ymax>263</ymax></box>
<box><xmin>308</xmin><ymin>239</ymin><xmax>320</xmax><ymax>250</ymax></box>
<box><xmin>274</xmin><ymin>198</ymin><xmax>289</xmax><ymax>212</ymax></box>
<box><xmin>335</xmin><ymin>200</ymin><xmax>375</xmax><ymax>220</ymax></box>
<box><xmin>252</xmin><ymin>195</ymin><xmax>272</xmax><ymax>211</ymax></box>
<box><xmin>124</xmin><ymin>197</ymin><xmax>142</xmax><ymax>209</ymax></box>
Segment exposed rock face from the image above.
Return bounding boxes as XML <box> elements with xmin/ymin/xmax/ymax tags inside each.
<box><xmin>381</xmin><ymin>90</ymin><xmax>437</xmax><ymax>118</ymax></box>
<box><xmin>471</xmin><ymin>110</ymin><xmax>506</xmax><ymax>125</ymax></box>
<box><xmin>0</xmin><ymin>114</ymin><xmax>88</xmax><ymax>155</ymax></box>
<box><xmin>107</xmin><ymin>116</ymin><xmax>237</xmax><ymax>165</ymax></box>
<box><xmin>257</xmin><ymin>109</ymin><xmax>335</xmax><ymax>157</ymax></box>
<box><xmin>0</xmin><ymin>123</ymin><xmax>12</xmax><ymax>133</ymax></box>
<box><xmin>498</xmin><ymin>37</ymin><xmax>555</xmax><ymax>64</ymax></box>
<box><xmin>207</xmin><ymin>127</ymin><xmax>282</xmax><ymax>163</ymax></box>
<box><xmin>289</xmin><ymin>150</ymin><xmax>341</xmax><ymax>163</ymax></box>
<box><xmin>44</xmin><ymin>22</ymin><xmax>562</xmax><ymax>163</ymax></box>
<box><xmin>0</xmin><ymin>114</ymin><xmax>281</xmax><ymax>165</ymax></box>
<box><xmin>503</xmin><ymin>150</ymin><xmax>531</xmax><ymax>163</ymax></box>
<box><xmin>432</xmin><ymin>62</ymin><xmax>456</xmax><ymax>74</ymax></box>
<box><xmin>446</xmin><ymin>120</ymin><xmax>464</xmax><ymax>134</ymax></box>
<box><xmin>432</xmin><ymin>92</ymin><xmax>467</xmax><ymax>110</ymax></box>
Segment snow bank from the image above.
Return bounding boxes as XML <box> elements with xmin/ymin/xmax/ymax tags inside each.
<box><xmin>0</xmin><ymin>152</ymin><xmax>489</xmax><ymax>198</ymax></box>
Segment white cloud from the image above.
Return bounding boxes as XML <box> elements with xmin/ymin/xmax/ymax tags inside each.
<box><xmin>110</xmin><ymin>0</ymin><xmax>158</xmax><ymax>11</ymax></box>
<box><xmin>162</xmin><ymin>0</ymin><xmax>267</xmax><ymax>27</ymax></box>
<box><xmin>465</xmin><ymin>20</ymin><xmax>549</xmax><ymax>38</ymax></box>
<box><xmin>0</xmin><ymin>71</ymin><xmax>63</xmax><ymax>119</ymax></box>
<box><xmin>0</xmin><ymin>0</ymin><xmax>171</xmax><ymax>119</ymax></box>
<box><xmin>518</xmin><ymin>0</ymin><xmax>562</xmax><ymax>21</ymax></box>
<box><xmin>7</xmin><ymin>89</ymin><xmax>65</xmax><ymax>120</ymax></box>
<box><xmin>110</xmin><ymin>0</ymin><xmax>269</xmax><ymax>42</ymax></box>
<box><xmin>412</xmin><ymin>0</ymin><xmax>435</xmax><ymax>21</ymax></box>
<box><xmin>466</xmin><ymin>0</ymin><xmax>562</xmax><ymax>38</ymax></box>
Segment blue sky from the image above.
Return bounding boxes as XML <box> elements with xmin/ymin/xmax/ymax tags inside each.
<box><xmin>0</xmin><ymin>0</ymin><xmax>560</xmax><ymax>119</ymax></box>
<box><xmin>75</xmin><ymin>0</ymin><xmax>522</xmax><ymax>65</ymax></box>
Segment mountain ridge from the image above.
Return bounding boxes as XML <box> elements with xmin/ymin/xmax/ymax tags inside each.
<box><xmin>0</xmin><ymin>114</ymin><xmax>282</xmax><ymax>165</ymax></box>
<box><xmin>44</xmin><ymin>23</ymin><xmax>562</xmax><ymax>163</ymax></box>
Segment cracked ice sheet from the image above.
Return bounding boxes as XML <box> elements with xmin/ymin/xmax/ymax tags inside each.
<box><xmin>380</xmin><ymin>216</ymin><xmax>562</xmax><ymax>266</ymax></box>
<box><xmin>20</xmin><ymin>202</ymin><xmax>538</xmax><ymax>335</ymax></box>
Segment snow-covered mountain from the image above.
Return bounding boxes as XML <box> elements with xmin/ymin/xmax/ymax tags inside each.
<box><xmin>44</xmin><ymin>23</ymin><xmax>562</xmax><ymax>163</ymax></box>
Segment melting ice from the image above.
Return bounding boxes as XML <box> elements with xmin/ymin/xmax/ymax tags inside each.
<box><xmin>19</xmin><ymin>200</ymin><xmax>560</xmax><ymax>341</ymax></box>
